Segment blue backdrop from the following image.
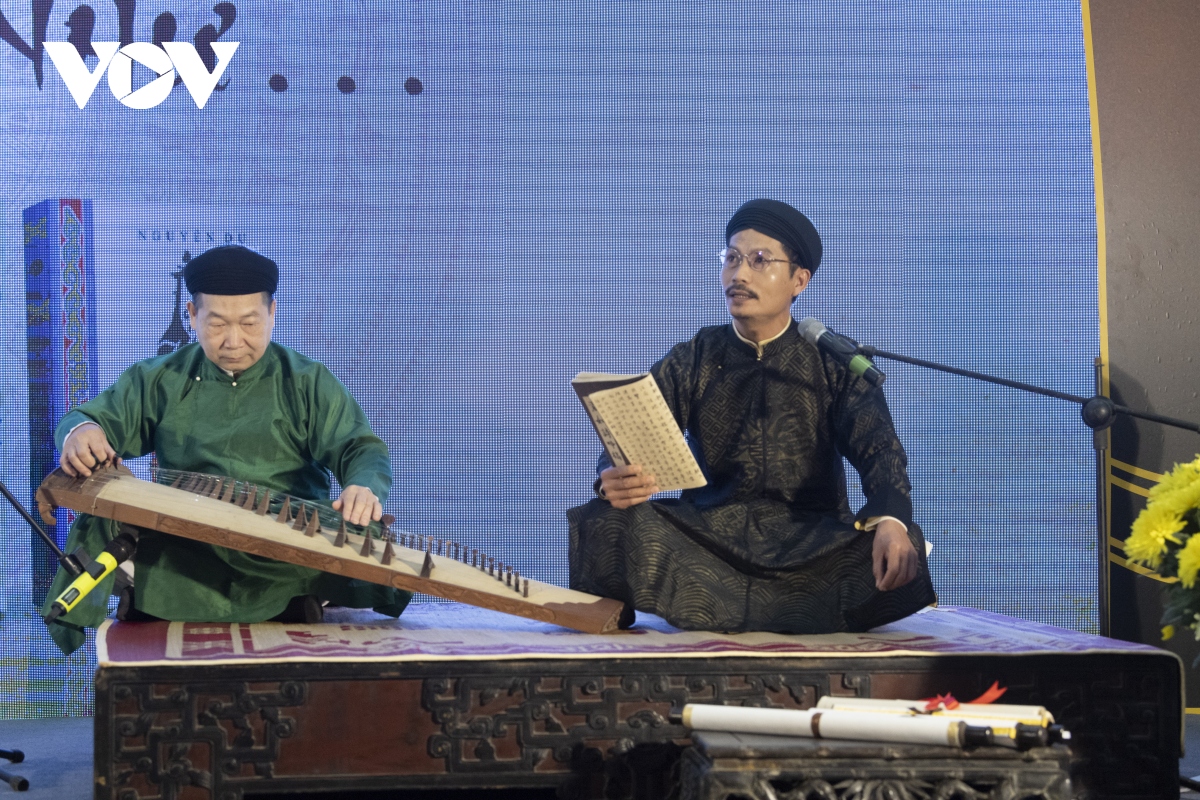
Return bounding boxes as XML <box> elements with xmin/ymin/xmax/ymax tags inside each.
<box><xmin>0</xmin><ymin>0</ymin><xmax>1097</xmax><ymax>717</ymax></box>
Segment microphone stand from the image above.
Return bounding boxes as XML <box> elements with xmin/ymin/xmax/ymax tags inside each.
<box><xmin>857</xmin><ymin>345</ymin><xmax>1200</xmax><ymax>639</ymax></box>
<box><xmin>0</xmin><ymin>479</ymin><xmax>85</xmax><ymax>580</ymax></box>
<box><xmin>0</xmin><ymin>478</ymin><xmax>81</xmax><ymax>793</ymax></box>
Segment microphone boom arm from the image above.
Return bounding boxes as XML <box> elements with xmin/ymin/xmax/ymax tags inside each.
<box><xmin>858</xmin><ymin>345</ymin><xmax>1200</xmax><ymax>434</ymax></box>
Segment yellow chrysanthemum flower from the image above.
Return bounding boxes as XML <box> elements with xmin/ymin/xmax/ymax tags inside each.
<box><xmin>1153</xmin><ymin>457</ymin><xmax>1200</xmax><ymax>489</ymax></box>
<box><xmin>1178</xmin><ymin>535</ymin><xmax>1200</xmax><ymax>588</ymax></box>
<box><xmin>1125</xmin><ymin>509</ymin><xmax>1185</xmax><ymax>568</ymax></box>
<box><xmin>1126</xmin><ymin>456</ymin><xmax>1200</xmax><ymax>569</ymax></box>
<box><xmin>1163</xmin><ymin>624</ymin><xmax>1176</xmax><ymax>641</ymax></box>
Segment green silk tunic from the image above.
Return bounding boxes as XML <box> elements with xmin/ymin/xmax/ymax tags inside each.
<box><xmin>43</xmin><ymin>342</ymin><xmax>411</xmax><ymax>655</ymax></box>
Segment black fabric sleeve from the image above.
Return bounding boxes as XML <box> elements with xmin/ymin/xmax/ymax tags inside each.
<box><xmin>827</xmin><ymin>356</ymin><xmax>914</xmax><ymax>528</ymax></box>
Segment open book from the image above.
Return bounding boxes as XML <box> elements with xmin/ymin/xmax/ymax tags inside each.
<box><xmin>572</xmin><ymin>372</ymin><xmax>707</xmax><ymax>492</ymax></box>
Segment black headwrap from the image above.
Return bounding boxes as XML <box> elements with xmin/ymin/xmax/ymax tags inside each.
<box><xmin>184</xmin><ymin>245</ymin><xmax>279</xmax><ymax>296</ymax></box>
<box><xmin>725</xmin><ymin>199</ymin><xmax>823</xmax><ymax>275</ymax></box>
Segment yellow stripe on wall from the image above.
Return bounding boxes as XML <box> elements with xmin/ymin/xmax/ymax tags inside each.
<box><xmin>1109</xmin><ymin>552</ymin><xmax>1177</xmax><ymax>584</ymax></box>
<box><xmin>1081</xmin><ymin>0</ymin><xmax>1109</xmax><ymax>379</ymax></box>
<box><xmin>1080</xmin><ymin>1</ymin><xmax>1114</xmax><ymax>589</ymax></box>
<box><xmin>1110</xmin><ymin>475</ymin><xmax>1151</xmax><ymax>498</ymax></box>
<box><xmin>1110</xmin><ymin>458</ymin><xmax>1165</xmax><ymax>483</ymax></box>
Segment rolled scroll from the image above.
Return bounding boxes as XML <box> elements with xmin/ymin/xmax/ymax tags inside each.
<box><xmin>816</xmin><ymin>696</ymin><xmax>1054</xmax><ymax>724</ymax></box>
<box><xmin>681</xmin><ymin>704</ymin><xmax>993</xmax><ymax>748</ymax></box>
<box><xmin>814</xmin><ymin>696</ymin><xmax>1069</xmax><ymax>749</ymax></box>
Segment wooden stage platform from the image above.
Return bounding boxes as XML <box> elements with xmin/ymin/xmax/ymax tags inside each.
<box><xmin>92</xmin><ymin>604</ymin><xmax>1183</xmax><ymax>800</ymax></box>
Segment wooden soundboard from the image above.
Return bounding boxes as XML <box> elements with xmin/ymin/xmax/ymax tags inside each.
<box><xmin>37</xmin><ymin>464</ymin><xmax>631</xmax><ymax>634</ymax></box>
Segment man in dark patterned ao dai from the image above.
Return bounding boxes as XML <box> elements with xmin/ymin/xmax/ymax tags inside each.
<box><xmin>568</xmin><ymin>199</ymin><xmax>937</xmax><ymax>633</ymax></box>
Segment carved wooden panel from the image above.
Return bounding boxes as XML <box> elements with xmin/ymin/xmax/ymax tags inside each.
<box><xmin>93</xmin><ymin>654</ymin><xmax>1179</xmax><ymax>800</ymax></box>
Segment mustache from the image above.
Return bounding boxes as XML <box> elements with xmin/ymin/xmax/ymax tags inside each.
<box><xmin>725</xmin><ymin>286</ymin><xmax>758</xmax><ymax>299</ymax></box>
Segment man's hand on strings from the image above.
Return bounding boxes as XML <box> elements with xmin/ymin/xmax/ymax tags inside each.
<box><xmin>872</xmin><ymin>518</ymin><xmax>919</xmax><ymax>591</ymax></box>
<box><xmin>599</xmin><ymin>464</ymin><xmax>659</xmax><ymax>509</ymax></box>
<box><xmin>60</xmin><ymin>422</ymin><xmax>119</xmax><ymax>477</ymax></box>
<box><xmin>334</xmin><ymin>485</ymin><xmax>382</xmax><ymax>527</ymax></box>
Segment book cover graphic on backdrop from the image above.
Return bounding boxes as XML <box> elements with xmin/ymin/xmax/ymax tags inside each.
<box><xmin>571</xmin><ymin>372</ymin><xmax>706</xmax><ymax>492</ymax></box>
<box><xmin>24</xmin><ymin>199</ymin><xmax>99</xmax><ymax>607</ymax></box>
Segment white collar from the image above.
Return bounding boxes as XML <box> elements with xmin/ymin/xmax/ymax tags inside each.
<box><xmin>733</xmin><ymin>318</ymin><xmax>792</xmax><ymax>359</ymax></box>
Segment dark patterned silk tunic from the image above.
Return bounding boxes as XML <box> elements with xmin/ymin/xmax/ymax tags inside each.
<box><xmin>568</xmin><ymin>320</ymin><xmax>937</xmax><ymax>633</ymax></box>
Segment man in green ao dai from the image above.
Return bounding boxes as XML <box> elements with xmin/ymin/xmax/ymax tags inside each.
<box><xmin>44</xmin><ymin>245</ymin><xmax>410</xmax><ymax>656</ymax></box>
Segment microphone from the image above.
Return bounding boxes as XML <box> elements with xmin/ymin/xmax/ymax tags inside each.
<box><xmin>797</xmin><ymin>317</ymin><xmax>886</xmax><ymax>386</ymax></box>
<box><xmin>43</xmin><ymin>525</ymin><xmax>139</xmax><ymax>624</ymax></box>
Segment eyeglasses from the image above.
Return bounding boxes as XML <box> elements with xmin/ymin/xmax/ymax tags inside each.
<box><xmin>719</xmin><ymin>247</ymin><xmax>792</xmax><ymax>272</ymax></box>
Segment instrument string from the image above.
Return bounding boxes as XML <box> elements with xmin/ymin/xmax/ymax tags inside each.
<box><xmin>147</xmin><ymin>466</ymin><xmax>529</xmax><ymax>596</ymax></box>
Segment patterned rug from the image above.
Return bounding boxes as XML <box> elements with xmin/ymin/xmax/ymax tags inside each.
<box><xmin>96</xmin><ymin>603</ymin><xmax>1169</xmax><ymax>667</ymax></box>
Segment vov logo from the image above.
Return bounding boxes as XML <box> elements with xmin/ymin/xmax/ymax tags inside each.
<box><xmin>45</xmin><ymin>41</ymin><xmax>238</xmax><ymax>109</ymax></box>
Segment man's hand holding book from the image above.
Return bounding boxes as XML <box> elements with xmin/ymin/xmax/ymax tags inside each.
<box><xmin>598</xmin><ymin>464</ymin><xmax>660</xmax><ymax>509</ymax></box>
